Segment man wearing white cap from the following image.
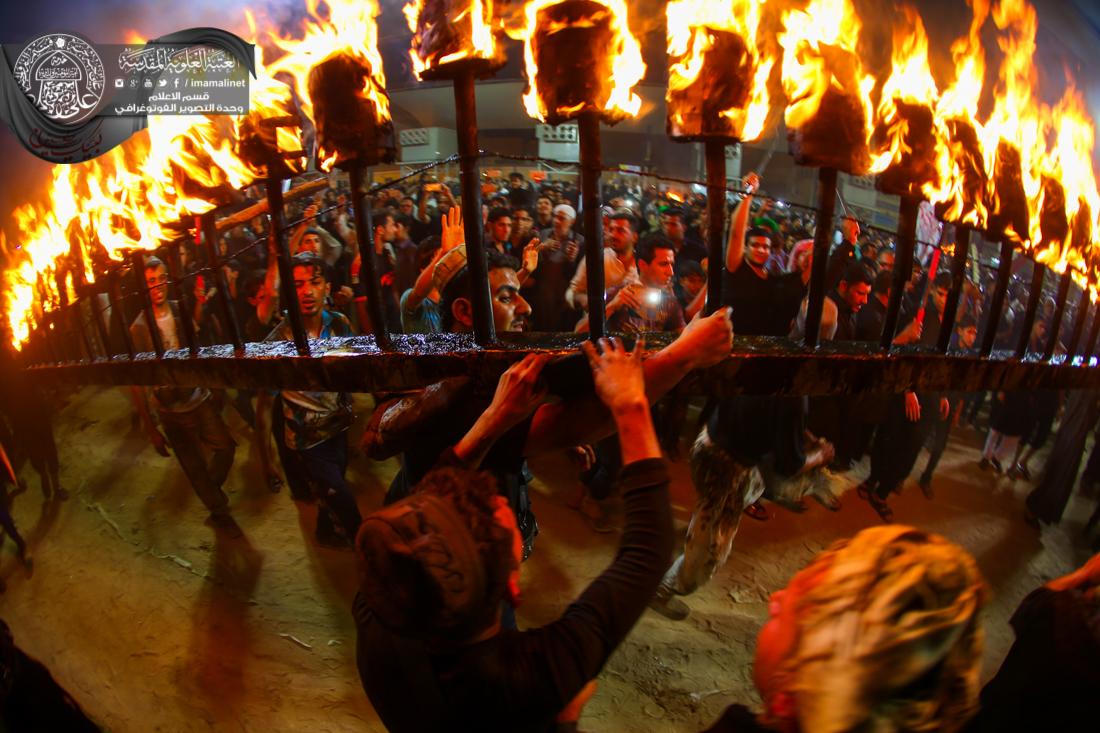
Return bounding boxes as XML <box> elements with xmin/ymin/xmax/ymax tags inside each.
<box><xmin>530</xmin><ymin>203</ymin><xmax>585</xmax><ymax>330</ymax></box>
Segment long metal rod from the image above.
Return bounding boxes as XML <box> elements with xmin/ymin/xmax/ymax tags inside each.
<box><xmin>880</xmin><ymin>196</ymin><xmax>920</xmax><ymax>349</ymax></box>
<box><xmin>937</xmin><ymin>226</ymin><xmax>971</xmax><ymax>352</ymax></box>
<box><xmin>265</xmin><ymin>179</ymin><xmax>311</xmax><ymax>356</ymax></box>
<box><xmin>704</xmin><ymin>140</ymin><xmax>727</xmax><ymax>315</ymax></box>
<box><xmin>1043</xmin><ymin>271</ymin><xmax>1073</xmax><ymax>360</ymax></box>
<box><xmin>89</xmin><ymin>287</ymin><xmax>114</xmax><ymax>359</ymax></box>
<box><xmin>166</xmin><ymin>240</ymin><xmax>199</xmax><ymax>357</ymax></box>
<box><xmin>1014</xmin><ymin>263</ymin><xmax>1046</xmax><ymax>358</ymax></box>
<box><xmin>578</xmin><ymin>110</ymin><xmax>606</xmax><ymax>340</ymax></box>
<box><xmin>109</xmin><ymin>272</ymin><xmax>135</xmax><ymax>359</ymax></box>
<box><xmin>453</xmin><ymin>70</ymin><xmax>495</xmax><ymax>345</ymax></box>
<box><xmin>1066</xmin><ymin>287</ymin><xmax>1090</xmax><ymax>358</ymax></box>
<box><xmin>803</xmin><ymin>167</ymin><xmax>838</xmax><ymax>348</ymax></box>
<box><xmin>67</xmin><ymin>240</ymin><xmax>96</xmax><ymax>361</ymax></box>
<box><xmin>348</xmin><ymin>165</ymin><xmax>393</xmax><ymax>350</ymax></box>
<box><xmin>1085</xmin><ymin>301</ymin><xmax>1100</xmax><ymax>358</ymax></box>
<box><xmin>979</xmin><ymin>238</ymin><xmax>1014</xmax><ymax>358</ymax></box>
<box><xmin>130</xmin><ymin>250</ymin><xmax>164</xmax><ymax>357</ymax></box>
<box><xmin>202</xmin><ymin>213</ymin><xmax>245</xmax><ymax>355</ymax></box>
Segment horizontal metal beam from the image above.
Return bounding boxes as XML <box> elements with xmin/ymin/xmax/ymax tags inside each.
<box><xmin>22</xmin><ymin>334</ymin><xmax>1100</xmax><ymax>397</ymax></box>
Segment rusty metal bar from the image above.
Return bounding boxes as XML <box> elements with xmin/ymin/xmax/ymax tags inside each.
<box><xmin>704</xmin><ymin>140</ymin><xmax>726</xmax><ymax>315</ymax></box>
<box><xmin>129</xmin><ymin>250</ymin><xmax>164</xmax><ymax>358</ymax></box>
<box><xmin>202</xmin><ymin>213</ymin><xmax>245</xmax><ymax>355</ymax></box>
<box><xmin>803</xmin><ymin>167</ymin><xmax>838</xmax><ymax>348</ymax></box>
<box><xmin>21</xmin><ymin>333</ymin><xmax>1100</xmax><ymax>397</ymax></box>
<box><xmin>980</xmin><ymin>238</ymin><xmax>1014</xmax><ymax>358</ymax></box>
<box><xmin>578</xmin><ymin>110</ymin><xmax>606</xmax><ymax>340</ymax></box>
<box><xmin>880</xmin><ymin>196</ymin><xmax>920</xmax><ymax>349</ymax></box>
<box><xmin>1043</xmin><ymin>270</ymin><xmax>1072</xmax><ymax>360</ymax></box>
<box><xmin>265</xmin><ymin>179</ymin><xmax>311</xmax><ymax>356</ymax></box>
<box><xmin>938</xmin><ymin>226</ymin><xmax>971</xmax><ymax>352</ymax></box>
<box><xmin>108</xmin><ymin>272</ymin><xmax>135</xmax><ymax>359</ymax></box>
<box><xmin>349</xmin><ymin>165</ymin><xmax>393</xmax><ymax>350</ymax></box>
<box><xmin>165</xmin><ymin>240</ymin><xmax>199</xmax><ymax>357</ymax></box>
<box><xmin>1014</xmin><ymin>263</ymin><xmax>1045</xmax><ymax>358</ymax></box>
<box><xmin>453</xmin><ymin>70</ymin><xmax>495</xmax><ymax>345</ymax></box>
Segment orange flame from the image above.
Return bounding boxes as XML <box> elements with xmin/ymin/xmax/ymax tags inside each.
<box><xmin>921</xmin><ymin>0</ymin><xmax>989</xmax><ymax>228</ymax></box>
<box><xmin>779</xmin><ymin>0</ymin><xmax>876</xmax><ymax>141</ymax></box>
<box><xmin>868</xmin><ymin>6</ymin><xmax>944</xmax><ymax>180</ymax></box>
<box><xmin>666</xmin><ymin>0</ymin><xmax>774</xmax><ymax>142</ymax></box>
<box><xmin>404</xmin><ymin>0</ymin><xmax>502</xmax><ymax>78</ymax></box>
<box><xmin>514</xmin><ymin>0</ymin><xmax>646</xmax><ymax>124</ymax></box>
<box><xmin>267</xmin><ymin>0</ymin><xmax>391</xmax><ymax>170</ymax></box>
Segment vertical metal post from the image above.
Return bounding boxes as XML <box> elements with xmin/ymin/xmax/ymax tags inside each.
<box><xmin>202</xmin><ymin>213</ymin><xmax>245</xmax><ymax>354</ymax></box>
<box><xmin>979</xmin><ymin>238</ymin><xmax>1014</xmax><ymax>358</ymax></box>
<box><xmin>349</xmin><ymin>165</ymin><xmax>393</xmax><ymax>350</ymax></box>
<box><xmin>66</xmin><ymin>239</ymin><xmax>95</xmax><ymax>361</ymax></box>
<box><xmin>1066</xmin><ymin>286</ymin><xmax>1090</xmax><ymax>358</ymax></box>
<box><xmin>578</xmin><ymin>110</ymin><xmax>606</xmax><ymax>340</ymax></box>
<box><xmin>129</xmin><ymin>250</ymin><xmax>164</xmax><ymax>357</ymax></box>
<box><xmin>453</xmin><ymin>70</ymin><xmax>495</xmax><ymax>345</ymax></box>
<box><xmin>937</xmin><ymin>226</ymin><xmax>971</xmax><ymax>352</ymax></box>
<box><xmin>90</xmin><ymin>286</ymin><xmax>114</xmax><ymax>358</ymax></box>
<box><xmin>803</xmin><ymin>167</ymin><xmax>838</xmax><ymax>348</ymax></box>
<box><xmin>1085</xmin><ymin>299</ymin><xmax>1100</xmax><ymax>358</ymax></box>
<box><xmin>1042</xmin><ymin>270</ymin><xmax>1072</xmax><ymax>360</ymax></box>
<box><xmin>109</xmin><ymin>271</ymin><xmax>135</xmax><ymax>359</ymax></box>
<box><xmin>1014</xmin><ymin>263</ymin><xmax>1045</xmax><ymax>359</ymax></box>
<box><xmin>880</xmin><ymin>196</ymin><xmax>920</xmax><ymax>349</ymax></box>
<box><xmin>265</xmin><ymin>179</ymin><xmax>311</xmax><ymax>356</ymax></box>
<box><xmin>704</xmin><ymin>140</ymin><xmax>727</xmax><ymax>315</ymax></box>
<box><xmin>166</xmin><ymin>240</ymin><xmax>199</xmax><ymax>357</ymax></box>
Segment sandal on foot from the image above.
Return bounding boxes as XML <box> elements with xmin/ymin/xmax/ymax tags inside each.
<box><xmin>743</xmin><ymin>502</ymin><xmax>770</xmax><ymax>521</ymax></box>
<box><xmin>867</xmin><ymin>494</ymin><xmax>894</xmax><ymax>522</ymax></box>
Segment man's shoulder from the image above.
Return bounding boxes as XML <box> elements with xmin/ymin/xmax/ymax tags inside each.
<box><xmin>325</xmin><ymin>310</ymin><xmax>354</xmax><ymax>336</ymax></box>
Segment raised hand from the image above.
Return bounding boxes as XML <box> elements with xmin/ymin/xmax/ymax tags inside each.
<box><xmin>441</xmin><ymin>205</ymin><xmax>465</xmax><ymax>252</ymax></box>
<box><xmin>581</xmin><ymin>337</ymin><xmax>646</xmax><ymax>414</ymax></box>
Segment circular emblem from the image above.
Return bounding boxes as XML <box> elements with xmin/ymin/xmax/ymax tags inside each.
<box><xmin>13</xmin><ymin>33</ymin><xmax>106</xmax><ymax>125</ymax></box>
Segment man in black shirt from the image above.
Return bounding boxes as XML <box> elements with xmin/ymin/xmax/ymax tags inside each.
<box><xmin>723</xmin><ymin>173</ymin><xmax>805</xmax><ymax>337</ymax></box>
<box><xmin>355</xmin><ymin>339</ymin><xmax>673</xmax><ymax>733</ymax></box>
<box><xmin>661</xmin><ymin>207</ymin><xmax>708</xmax><ymax>264</ymax></box>
<box><xmin>826</xmin><ymin>262</ymin><xmax>874</xmax><ymax>342</ymax></box>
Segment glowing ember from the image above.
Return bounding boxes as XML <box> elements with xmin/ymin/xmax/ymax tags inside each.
<box><xmin>780</xmin><ymin>0</ymin><xmax>876</xmax><ymax>173</ymax></box>
<box><xmin>404</xmin><ymin>0</ymin><xmax>504</xmax><ymax>79</ymax></box>
<box><xmin>666</xmin><ymin>0</ymin><xmax>774</xmax><ymax>142</ymax></box>
<box><xmin>267</xmin><ymin>0</ymin><xmax>393</xmax><ymax>170</ymax></box>
<box><xmin>515</xmin><ymin>0</ymin><xmax>645</xmax><ymax>125</ymax></box>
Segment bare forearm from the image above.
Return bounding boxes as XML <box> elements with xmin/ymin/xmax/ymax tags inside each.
<box><xmin>453</xmin><ymin>410</ymin><xmax>510</xmax><ymax>468</ymax></box>
<box><xmin>725</xmin><ymin>193</ymin><xmax>752</xmax><ymax>273</ymax></box>
<box><xmin>613</xmin><ymin>402</ymin><xmax>661</xmax><ymax>465</ymax></box>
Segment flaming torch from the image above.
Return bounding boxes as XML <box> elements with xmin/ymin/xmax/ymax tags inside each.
<box><xmin>867</xmin><ymin>6</ymin><xmax>946</xmax><ymax>349</ymax></box>
<box><xmin>779</xmin><ymin>0</ymin><xmax>876</xmax><ymax>346</ymax></box>
<box><xmin>268</xmin><ymin>0</ymin><xmax>397</xmax><ymax>352</ymax></box>
<box><xmin>666</xmin><ymin>0</ymin><xmax>773</xmax><ymax>314</ymax></box>
<box><xmin>516</xmin><ymin>0</ymin><xmax>645</xmax><ymax>338</ymax></box>
<box><xmin>406</xmin><ymin>0</ymin><xmax>506</xmax><ymax>345</ymax></box>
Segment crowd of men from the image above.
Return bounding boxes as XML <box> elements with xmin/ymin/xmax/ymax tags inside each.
<box><xmin>1</xmin><ymin>166</ymin><xmax>1099</xmax><ymax>731</ymax></box>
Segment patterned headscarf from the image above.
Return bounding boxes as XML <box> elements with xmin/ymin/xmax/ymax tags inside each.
<box><xmin>769</xmin><ymin>525</ymin><xmax>987</xmax><ymax>733</ymax></box>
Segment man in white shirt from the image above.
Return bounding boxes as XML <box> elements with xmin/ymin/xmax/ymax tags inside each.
<box><xmin>566</xmin><ymin>210</ymin><xmax>640</xmax><ymax>313</ymax></box>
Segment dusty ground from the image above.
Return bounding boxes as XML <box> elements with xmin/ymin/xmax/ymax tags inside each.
<box><xmin>1</xmin><ymin>386</ymin><xmax>1097</xmax><ymax>732</ymax></box>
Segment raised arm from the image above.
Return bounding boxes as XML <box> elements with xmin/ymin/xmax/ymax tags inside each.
<box><xmin>523</xmin><ymin>307</ymin><xmax>733</xmax><ymax>456</ymax></box>
<box><xmin>527</xmin><ymin>338</ymin><xmax>670</xmax><ymax>713</ymax></box>
<box><xmin>725</xmin><ymin>171</ymin><xmax>760</xmax><ymax>275</ymax></box>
